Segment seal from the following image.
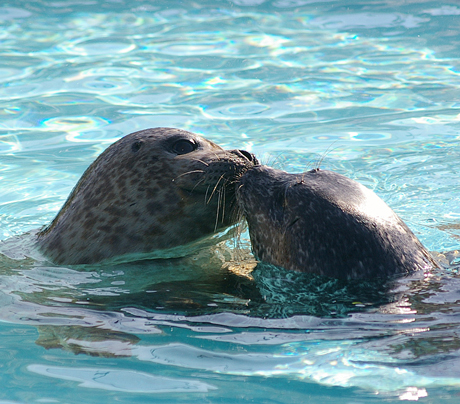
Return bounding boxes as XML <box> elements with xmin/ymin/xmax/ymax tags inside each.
<box><xmin>236</xmin><ymin>165</ymin><xmax>439</xmax><ymax>280</ymax></box>
<box><xmin>37</xmin><ymin>127</ymin><xmax>257</xmax><ymax>265</ymax></box>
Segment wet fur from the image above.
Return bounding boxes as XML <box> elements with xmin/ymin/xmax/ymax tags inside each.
<box><xmin>37</xmin><ymin>128</ymin><xmax>257</xmax><ymax>265</ymax></box>
<box><xmin>236</xmin><ymin>165</ymin><xmax>439</xmax><ymax>280</ymax></box>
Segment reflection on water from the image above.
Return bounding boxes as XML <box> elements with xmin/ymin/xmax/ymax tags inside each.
<box><xmin>2</xmin><ymin>239</ymin><xmax>460</xmax><ymax>398</ymax></box>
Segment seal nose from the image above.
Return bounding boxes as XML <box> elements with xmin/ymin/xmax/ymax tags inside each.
<box><xmin>231</xmin><ymin>149</ymin><xmax>259</xmax><ymax>165</ymax></box>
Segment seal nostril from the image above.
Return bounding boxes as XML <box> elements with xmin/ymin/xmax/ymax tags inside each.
<box><xmin>131</xmin><ymin>141</ymin><xmax>143</xmax><ymax>153</ymax></box>
<box><xmin>238</xmin><ymin>149</ymin><xmax>252</xmax><ymax>161</ymax></box>
<box><xmin>237</xmin><ymin>149</ymin><xmax>259</xmax><ymax>164</ymax></box>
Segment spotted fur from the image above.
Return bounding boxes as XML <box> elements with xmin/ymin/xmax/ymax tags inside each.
<box><xmin>37</xmin><ymin>128</ymin><xmax>257</xmax><ymax>264</ymax></box>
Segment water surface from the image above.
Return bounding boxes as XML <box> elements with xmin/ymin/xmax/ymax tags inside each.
<box><xmin>2</xmin><ymin>0</ymin><xmax>460</xmax><ymax>403</ymax></box>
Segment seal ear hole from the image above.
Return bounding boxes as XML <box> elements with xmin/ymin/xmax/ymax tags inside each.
<box><xmin>172</xmin><ymin>139</ymin><xmax>197</xmax><ymax>155</ymax></box>
<box><xmin>131</xmin><ymin>141</ymin><xmax>143</xmax><ymax>153</ymax></box>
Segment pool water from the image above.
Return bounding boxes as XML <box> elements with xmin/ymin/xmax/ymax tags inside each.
<box><xmin>2</xmin><ymin>0</ymin><xmax>460</xmax><ymax>402</ymax></box>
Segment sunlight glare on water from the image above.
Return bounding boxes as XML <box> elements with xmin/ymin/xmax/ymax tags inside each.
<box><xmin>1</xmin><ymin>1</ymin><xmax>460</xmax><ymax>403</ymax></box>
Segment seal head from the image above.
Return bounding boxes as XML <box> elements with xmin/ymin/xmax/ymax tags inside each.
<box><xmin>237</xmin><ymin>165</ymin><xmax>438</xmax><ymax>280</ymax></box>
<box><xmin>37</xmin><ymin>127</ymin><xmax>257</xmax><ymax>265</ymax></box>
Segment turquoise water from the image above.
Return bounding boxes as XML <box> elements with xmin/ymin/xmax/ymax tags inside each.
<box><xmin>2</xmin><ymin>0</ymin><xmax>460</xmax><ymax>402</ymax></box>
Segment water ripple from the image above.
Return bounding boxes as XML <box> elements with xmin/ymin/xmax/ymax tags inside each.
<box><xmin>2</xmin><ymin>1</ymin><xmax>460</xmax><ymax>402</ymax></box>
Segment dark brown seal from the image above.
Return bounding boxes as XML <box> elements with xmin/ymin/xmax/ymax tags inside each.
<box><xmin>236</xmin><ymin>165</ymin><xmax>438</xmax><ymax>280</ymax></box>
<box><xmin>37</xmin><ymin>127</ymin><xmax>257</xmax><ymax>265</ymax></box>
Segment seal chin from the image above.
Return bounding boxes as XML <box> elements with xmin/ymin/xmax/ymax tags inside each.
<box><xmin>237</xmin><ymin>165</ymin><xmax>439</xmax><ymax>280</ymax></box>
<box><xmin>37</xmin><ymin>127</ymin><xmax>257</xmax><ymax>265</ymax></box>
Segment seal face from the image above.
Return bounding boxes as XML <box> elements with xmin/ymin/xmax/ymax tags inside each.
<box><xmin>237</xmin><ymin>165</ymin><xmax>438</xmax><ymax>280</ymax></box>
<box><xmin>37</xmin><ymin>127</ymin><xmax>257</xmax><ymax>265</ymax></box>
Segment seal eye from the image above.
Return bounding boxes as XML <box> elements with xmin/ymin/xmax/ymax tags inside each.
<box><xmin>172</xmin><ymin>139</ymin><xmax>197</xmax><ymax>155</ymax></box>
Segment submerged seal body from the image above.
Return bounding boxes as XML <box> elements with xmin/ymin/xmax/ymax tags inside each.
<box><xmin>237</xmin><ymin>165</ymin><xmax>438</xmax><ymax>280</ymax></box>
<box><xmin>37</xmin><ymin>127</ymin><xmax>257</xmax><ymax>265</ymax></box>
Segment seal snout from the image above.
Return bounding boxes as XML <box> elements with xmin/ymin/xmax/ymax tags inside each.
<box><xmin>230</xmin><ymin>149</ymin><xmax>259</xmax><ymax>166</ymax></box>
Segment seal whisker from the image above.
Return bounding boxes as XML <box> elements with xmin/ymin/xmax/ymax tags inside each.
<box><xmin>315</xmin><ymin>140</ymin><xmax>340</xmax><ymax>170</ymax></box>
<box><xmin>214</xmin><ymin>186</ymin><xmax>225</xmax><ymax>232</ymax></box>
<box><xmin>220</xmin><ymin>184</ymin><xmax>227</xmax><ymax>224</ymax></box>
<box><xmin>210</xmin><ymin>175</ymin><xmax>231</xmax><ymax>231</ymax></box>
<box><xmin>210</xmin><ymin>150</ymin><xmax>222</xmax><ymax>161</ymax></box>
<box><xmin>204</xmin><ymin>184</ymin><xmax>211</xmax><ymax>204</ymax></box>
<box><xmin>207</xmin><ymin>174</ymin><xmax>226</xmax><ymax>205</ymax></box>
<box><xmin>221</xmin><ymin>180</ymin><xmax>231</xmax><ymax>216</ymax></box>
<box><xmin>232</xmin><ymin>202</ymin><xmax>250</xmax><ymax>263</ymax></box>
<box><xmin>188</xmin><ymin>177</ymin><xmax>206</xmax><ymax>193</ymax></box>
<box><xmin>173</xmin><ymin>170</ymin><xmax>205</xmax><ymax>181</ymax></box>
<box><xmin>189</xmin><ymin>158</ymin><xmax>210</xmax><ymax>167</ymax></box>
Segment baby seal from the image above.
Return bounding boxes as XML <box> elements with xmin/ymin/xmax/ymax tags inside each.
<box><xmin>37</xmin><ymin>127</ymin><xmax>257</xmax><ymax>265</ymax></box>
<box><xmin>236</xmin><ymin>165</ymin><xmax>438</xmax><ymax>280</ymax></box>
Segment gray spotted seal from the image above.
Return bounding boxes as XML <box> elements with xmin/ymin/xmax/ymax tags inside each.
<box><xmin>236</xmin><ymin>165</ymin><xmax>439</xmax><ymax>280</ymax></box>
<box><xmin>36</xmin><ymin>127</ymin><xmax>257</xmax><ymax>265</ymax></box>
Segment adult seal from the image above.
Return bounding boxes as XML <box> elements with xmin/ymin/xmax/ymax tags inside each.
<box><xmin>37</xmin><ymin>127</ymin><xmax>257</xmax><ymax>265</ymax></box>
<box><xmin>236</xmin><ymin>165</ymin><xmax>439</xmax><ymax>280</ymax></box>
